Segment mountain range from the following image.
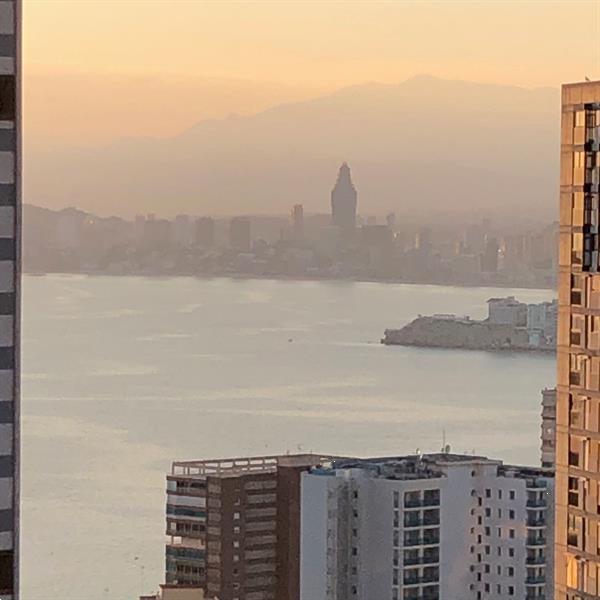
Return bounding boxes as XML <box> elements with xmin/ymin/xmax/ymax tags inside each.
<box><xmin>25</xmin><ymin>75</ymin><xmax>560</xmax><ymax>221</ymax></box>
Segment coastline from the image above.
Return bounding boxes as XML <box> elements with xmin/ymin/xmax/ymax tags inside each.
<box><xmin>23</xmin><ymin>268</ymin><xmax>557</xmax><ymax>292</ymax></box>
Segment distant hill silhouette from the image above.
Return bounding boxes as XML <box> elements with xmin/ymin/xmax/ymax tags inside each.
<box><xmin>26</xmin><ymin>75</ymin><xmax>559</xmax><ymax>220</ymax></box>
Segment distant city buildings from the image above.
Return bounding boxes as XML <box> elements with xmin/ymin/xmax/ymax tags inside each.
<box><xmin>301</xmin><ymin>453</ymin><xmax>554</xmax><ymax>600</ymax></box>
<box><xmin>0</xmin><ymin>2</ymin><xmax>20</xmax><ymax>598</ymax></box>
<box><xmin>331</xmin><ymin>162</ymin><xmax>357</xmax><ymax>232</ymax></box>
<box><xmin>290</xmin><ymin>204</ymin><xmax>304</xmax><ymax>242</ymax></box>
<box><xmin>229</xmin><ymin>217</ymin><xmax>251</xmax><ymax>253</ymax></box>
<box><xmin>195</xmin><ymin>217</ymin><xmax>215</xmax><ymax>248</ymax></box>
<box><xmin>22</xmin><ymin>162</ymin><xmax>559</xmax><ymax>287</ymax></box>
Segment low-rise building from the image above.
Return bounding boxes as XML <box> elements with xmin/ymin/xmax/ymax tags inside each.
<box><xmin>487</xmin><ymin>296</ymin><xmax>527</xmax><ymax>326</ymax></box>
<box><xmin>301</xmin><ymin>454</ymin><xmax>554</xmax><ymax>600</ymax></box>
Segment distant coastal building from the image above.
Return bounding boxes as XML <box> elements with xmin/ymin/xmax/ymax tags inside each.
<box><xmin>487</xmin><ymin>296</ymin><xmax>527</xmax><ymax>326</ymax></box>
<box><xmin>527</xmin><ymin>300</ymin><xmax>558</xmax><ymax>347</ymax></box>
<box><xmin>384</xmin><ymin>296</ymin><xmax>557</xmax><ymax>352</ymax></box>
<box><xmin>541</xmin><ymin>388</ymin><xmax>557</xmax><ymax>469</ymax></box>
<box><xmin>331</xmin><ymin>162</ymin><xmax>357</xmax><ymax>232</ymax></box>
<box><xmin>301</xmin><ymin>454</ymin><xmax>555</xmax><ymax>600</ymax></box>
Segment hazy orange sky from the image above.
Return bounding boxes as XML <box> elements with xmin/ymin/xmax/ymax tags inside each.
<box><xmin>23</xmin><ymin>0</ymin><xmax>600</xmax><ymax>145</ymax></box>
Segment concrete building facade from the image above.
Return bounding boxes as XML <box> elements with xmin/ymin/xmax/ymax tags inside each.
<box><xmin>555</xmin><ymin>80</ymin><xmax>600</xmax><ymax>600</ymax></box>
<box><xmin>0</xmin><ymin>2</ymin><xmax>19</xmax><ymax>598</ymax></box>
<box><xmin>165</xmin><ymin>454</ymin><xmax>333</xmax><ymax>600</ymax></box>
<box><xmin>301</xmin><ymin>454</ymin><xmax>554</xmax><ymax>600</ymax></box>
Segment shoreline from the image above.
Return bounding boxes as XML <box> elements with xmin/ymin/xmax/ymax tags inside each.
<box><xmin>23</xmin><ymin>269</ymin><xmax>556</xmax><ymax>292</ymax></box>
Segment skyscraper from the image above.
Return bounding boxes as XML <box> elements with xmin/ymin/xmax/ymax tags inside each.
<box><xmin>0</xmin><ymin>2</ymin><xmax>19</xmax><ymax>598</ymax></box>
<box><xmin>290</xmin><ymin>204</ymin><xmax>304</xmax><ymax>242</ymax></box>
<box><xmin>331</xmin><ymin>162</ymin><xmax>357</xmax><ymax>231</ymax></box>
<box><xmin>556</xmin><ymin>80</ymin><xmax>600</xmax><ymax>599</ymax></box>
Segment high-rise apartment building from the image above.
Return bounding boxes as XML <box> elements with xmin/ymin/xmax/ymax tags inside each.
<box><xmin>165</xmin><ymin>454</ymin><xmax>334</xmax><ymax>600</ymax></box>
<box><xmin>331</xmin><ymin>162</ymin><xmax>357</xmax><ymax>232</ymax></box>
<box><xmin>195</xmin><ymin>217</ymin><xmax>215</xmax><ymax>248</ymax></box>
<box><xmin>0</xmin><ymin>2</ymin><xmax>19</xmax><ymax>598</ymax></box>
<box><xmin>301</xmin><ymin>454</ymin><xmax>554</xmax><ymax>600</ymax></box>
<box><xmin>556</xmin><ymin>80</ymin><xmax>600</xmax><ymax>599</ymax></box>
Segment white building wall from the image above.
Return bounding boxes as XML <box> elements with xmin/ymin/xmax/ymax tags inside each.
<box><xmin>300</xmin><ymin>472</ymin><xmax>333</xmax><ymax>600</ymax></box>
<box><xmin>301</xmin><ymin>457</ymin><xmax>555</xmax><ymax>600</ymax></box>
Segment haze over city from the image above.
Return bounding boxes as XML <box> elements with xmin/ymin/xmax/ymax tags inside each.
<box><xmin>23</xmin><ymin>1</ymin><xmax>600</xmax><ymax>219</ymax></box>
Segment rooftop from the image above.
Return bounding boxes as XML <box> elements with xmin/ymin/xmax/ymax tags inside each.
<box><xmin>171</xmin><ymin>453</ymin><xmax>338</xmax><ymax>478</ymax></box>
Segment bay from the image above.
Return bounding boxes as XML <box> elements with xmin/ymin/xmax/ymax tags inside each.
<box><xmin>20</xmin><ymin>275</ymin><xmax>555</xmax><ymax>600</ymax></box>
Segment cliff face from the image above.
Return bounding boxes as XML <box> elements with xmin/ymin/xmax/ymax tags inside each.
<box><xmin>382</xmin><ymin>316</ymin><xmax>535</xmax><ymax>351</ymax></box>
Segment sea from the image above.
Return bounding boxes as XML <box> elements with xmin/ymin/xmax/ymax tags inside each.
<box><xmin>20</xmin><ymin>274</ymin><xmax>556</xmax><ymax>600</ymax></box>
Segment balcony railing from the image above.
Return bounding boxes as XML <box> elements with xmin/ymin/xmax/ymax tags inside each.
<box><xmin>526</xmin><ymin>537</ymin><xmax>547</xmax><ymax>547</ymax></box>
<box><xmin>404</xmin><ymin>554</ymin><xmax>440</xmax><ymax>566</ymax></box>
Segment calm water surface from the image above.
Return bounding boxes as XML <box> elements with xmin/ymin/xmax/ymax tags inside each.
<box><xmin>20</xmin><ymin>275</ymin><xmax>555</xmax><ymax>599</ymax></box>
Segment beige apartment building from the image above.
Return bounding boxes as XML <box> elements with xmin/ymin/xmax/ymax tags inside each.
<box><xmin>556</xmin><ymin>80</ymin><xmax>600</xmax><ymax>599</ymax></box>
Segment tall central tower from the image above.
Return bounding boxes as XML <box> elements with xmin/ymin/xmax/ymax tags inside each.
<box><xmin>555</xmin><ymin>80</ymin><xmax>600</xmax><ymax>600</ymax></box>
<box><xmin>331</xmin><ymin>162</ymin><xmax>357</xmax><ymax>231</ymax></box>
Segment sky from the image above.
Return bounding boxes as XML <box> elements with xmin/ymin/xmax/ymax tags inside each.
<box><xmin>23</xmin><ymin>0</ymin><xmax>600</xmax><ymax>145</ymax></box>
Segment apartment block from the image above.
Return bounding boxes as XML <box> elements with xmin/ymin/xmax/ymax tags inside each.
<box><xmin>301</xmin><ymin>454</ymin><xmax>554</xmax><ymax>600</ymax></box>
<box><xmin>556</xmin><ymin>80</ymin><xmax>600</xmax><ymax>599</ymax></box>
<box><xmin>165</xmin><ymin>454</ymin><xmax>333</xmax><ymax>600</ymax></box>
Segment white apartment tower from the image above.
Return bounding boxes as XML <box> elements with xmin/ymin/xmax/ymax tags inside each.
<box><xmin>301</xmin><ymin>454</ymin><xmax>554</xmax><ymax>600</ymax></box>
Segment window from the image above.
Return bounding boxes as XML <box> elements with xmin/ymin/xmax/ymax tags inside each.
<box><xmin>507</xmin><ymin>566</ymin><xmax>514</xmax><ymax>577</ymax></box>
<box><xmin>0</xmin><ymin>76</ymin><xmax>15</xmax><ymax>121</ymax></box>
<box><xmin>508</xmin><ymin>586</ymin><xmax>514</xmax><ymax>596</ymax></box>
<box><xmin>509</xmin><ymin>529</ymin><xmax>515</xmax><ymax>539</ymax></box>
<box><xmin>508</xmin><ymin>548</ymin><xmax>515</xmax><ymax>557</ymax></box>
<box><xmin>485</xmin><ymin>489</ymin><xmax>491</xmax><ymax>498</ymax></box>
<box><xmin>509</xmin><ymin>490</ymin><xmax>515</xmax><ymax>500</ymax></box>
<box><xmin>509</xmin><ymin>510</ymin><xmax>515</xmax><ymax>519</ymax></box>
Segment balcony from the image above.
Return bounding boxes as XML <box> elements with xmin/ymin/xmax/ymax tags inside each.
<box><xmin>404</xmin><ymin>496</ymin><xmax>440</xmax><ymax>509</ymax></box>
<box><xmin>526</xmin><ymin>537</ymin><xmax>547</xmax><ymax>547</ymax></box>
<box><xmin>404</xmin><ymin>554</ymin><xmax>440</xmax><ymax>566</ymax></box>
<box><xmin>404</xmin><ymin>516</ymin><xmax>441</xmax><ymax>529</ymax></box>
<box><xmin>526</xmin><ymin>499</ymin><xmax>547</xmax><ymax>509</ymax></box>
<box><xmin>403</xmin><ymin>575</ymin><xmax>440</xmax><ymax>586</ymax></box>
<box><xmin>525</xmin><ymin>576</ymin><xmax>546</xmax><ymax>585</ymax></box>
<box><xmin>526</xmin><ymin>518</ymin><xmax>546</xmax><ymax>528</ymax></box>
<box><xmin>526</xmin><ymin>555</ymin><xmax>546</xmax><ymax>566</ymax></box>
<box><xmin>404</xmin><ymin>535</ymin><xmax>440</xmax><ymax>548</ymax></box>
